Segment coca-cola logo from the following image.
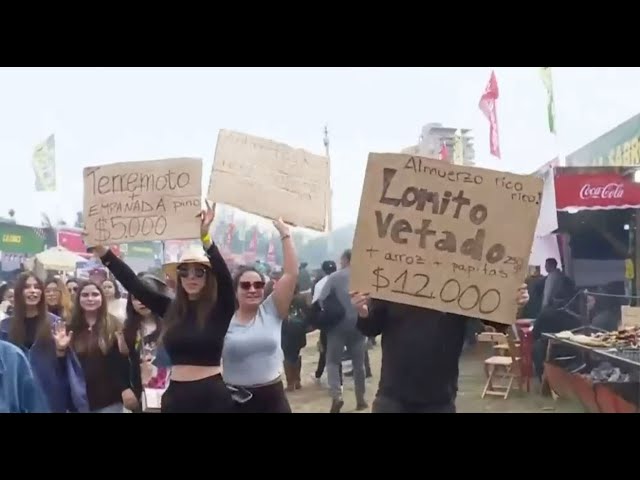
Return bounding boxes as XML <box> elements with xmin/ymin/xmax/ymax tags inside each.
<box><xmin>579</xmin><ymin>183</ymin><xmax>625</xmax><ymax>200</ymax></box>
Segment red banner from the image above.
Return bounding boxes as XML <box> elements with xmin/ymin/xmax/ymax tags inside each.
<box><xmin>57</xmin><ymin>229</ymin><xmax>120</xmax><ymax>257</ymax></box>
<box><xmin>555</xmin><ymin>172</ymin><xmax>640</xmax><ymax>211</ymax></box>
<box><xmin>266</xmin><ymin>240</ymin><xmax>276</xmax><ymax>265</ymax></box>
<box><xmin>57</xmin><ymin>230</ymin><xmax>86</xmax><ymax>253</ymax></box>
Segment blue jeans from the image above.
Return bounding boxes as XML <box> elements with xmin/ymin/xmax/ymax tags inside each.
<box><xmin>92</xmin><ymin>402</ymin><xmax>123</xmax><ymax>413</ymax></box>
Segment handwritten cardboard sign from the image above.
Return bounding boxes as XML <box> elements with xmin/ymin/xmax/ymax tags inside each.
<box><xmin>208</xmin><ymin>129</ymin><xmax>330</xmax><ymax>232</ymax></box>
<box><xmin>83</xmin><ymin>158</ymin><xmax>202</xmax><ymax>246</ymax></box>
<box><xmin>621</xmin><ymin>306</ymin><xmax>640</xmax><ymax>327</ymax></box>
<box><xmin>350</xmin><ymin>153</ymin><xmax>543</xmax><ymax>324</ymax></box>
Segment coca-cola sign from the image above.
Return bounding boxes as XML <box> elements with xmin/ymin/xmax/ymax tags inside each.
<box><xmin>556</xmin><ymin>173</ymin><xmax>640</xmax><ymax>211</ymax></box>
<box><xmin>579</xmin><ymin>183</ymin><xmax>624</xmax><ymax>200</ymax></box>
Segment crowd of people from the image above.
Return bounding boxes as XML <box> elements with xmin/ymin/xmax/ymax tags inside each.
<box><xmin>0</xmin><ymin>201</ymin><xmax>530</xmax><ymax>413</ymax></box>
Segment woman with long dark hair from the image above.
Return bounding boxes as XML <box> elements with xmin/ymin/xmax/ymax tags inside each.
<box><xmin>68</xmin><ymin>281</ymin><xmax>133</xmax><ymax>413</ymax></box>
<box><xmin>0</xmin><ymin>272</ymin><xmax>88</xmax><ymax>412</ymax></box>
<box><xmin>93</xmin><ymin>202</ymin><xmax>236</xmax><ymax>413</ymax></box>
<box><xmin>120</xmin><ymin>273</ymin><xmax>172</xmax><ymax>410</ymax></box>
<box><xmin>222</xmin><ymin>218</ymin><xmax>299</xmax><ymax>413</ymax></box>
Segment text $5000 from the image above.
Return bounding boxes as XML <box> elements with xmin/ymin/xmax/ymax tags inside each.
<box><xmin>93</xmin><ymin>216</ymin><xmax>168</xmax><ymax>242</ymax></box>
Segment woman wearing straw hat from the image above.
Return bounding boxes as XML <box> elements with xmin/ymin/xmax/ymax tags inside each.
<box><xmin>91</xmin><ymin>201</ymin><xmax>236</xmax><ymax>413</ymax></box>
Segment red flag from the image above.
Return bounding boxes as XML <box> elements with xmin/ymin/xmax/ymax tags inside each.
<box><xmin>248</xmin><ymin>228</ymin><xmax>258</xmax><ymax>254</ymax></box>
<box><xmin>478</xmin><ymin>70</ymin><xmax>501</xmax><ymax>159</ymax></box>
<box><xmin>267</xmin><ymin>239</ymin><xmax>276</xmax><ymax>264</ymax></box>
<box><xmin>439</xmin><ymin>141</ymin><xmax>449</xmax><ymax>161</ymax></box>
<box><xmin>225</xmin><ymin>222</ymin><xmax>235</xmax><ymax>249</ymax></box>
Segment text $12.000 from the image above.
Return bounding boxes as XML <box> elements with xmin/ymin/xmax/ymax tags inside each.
<box><xmin>93</xmin><ymin>216</ymin><xmax>168</xmax><ymax>243</ymax></box>
<box><xmin>371</xmin><ymin>267</ymin><xmax>501</xmax><ymax>315</ymax></box>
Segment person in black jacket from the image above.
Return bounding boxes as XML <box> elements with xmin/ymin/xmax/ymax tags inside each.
<box><xmin>310</xmin><ymin>260</ymin><xmax>337</xmax><ymax>381</ymax></box>
<box><xmin>281</xmin><ymin>286</ymin><xmax>310</xmax><ymax>390</ymax></box>
<box><xmin>351</xmin><ymin>285</ymin><xmax>529</xmax><ymax>413</ymax></box>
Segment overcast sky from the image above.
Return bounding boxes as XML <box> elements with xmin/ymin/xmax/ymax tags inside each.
<box><xmin>1</xmin><ymin>67</ymin><xmax>639</xmax><ymax>230</ymax></box>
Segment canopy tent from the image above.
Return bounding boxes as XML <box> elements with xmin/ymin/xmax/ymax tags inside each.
<box><xmin>34</xmin><ymin>246</ymin><xmax>86</xmax><ymax>272</ymax></box>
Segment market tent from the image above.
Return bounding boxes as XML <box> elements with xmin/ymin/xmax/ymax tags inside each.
<box><xmin>34</xmin><ymin>246</ymin><xmax>86</xmax><ymax>272</ymax></box>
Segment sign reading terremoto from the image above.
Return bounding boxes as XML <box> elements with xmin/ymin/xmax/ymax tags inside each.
<box><xmin>350</xmin><ymin>153</ymin><xmax>543</xmax><ymax>324</ymax></box>
<box><xmin>83</xmin><ymin>158</ymin><xmax>202</xmax><ymax>246</ymax></box>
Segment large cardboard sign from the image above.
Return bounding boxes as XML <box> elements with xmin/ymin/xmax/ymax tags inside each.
<box><xmin>208</xmin><ymin>129</ymin><xmax>330</xmax><ymax>231</ymax></box>
<box><xmin>83</xmin><ymin>158</ymin><xmax>202</xmax><ymax>246</ymax></box>
<box><xmin>350</xmin><ymin>153</ymin><xmax>543</xmax><ymax>324</ymax></box>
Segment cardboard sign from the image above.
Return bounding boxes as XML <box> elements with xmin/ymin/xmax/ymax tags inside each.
<box><xmin>83</xmin><ymin>158</ymin><xmax>202</xmax><ymax>246</ymax></box>
<box><xmin>208</xmin><ymin>129</ymin><xmax>330</xmax><ymax>231</ymax></box>
<box><xmin>621</xmin><ymin>306</ymin><xmax>640</xmax><ymax>327</ymax></box>
<box><xmin>350</xmin><ymin>153</ymin><xmax>543</xmax><ymax>324</ymax></box>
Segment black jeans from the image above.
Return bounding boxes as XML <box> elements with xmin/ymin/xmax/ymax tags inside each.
<box><xmin>236</xmin><ymin>381</ymin><xmax>292</xmax><ymax>413</ymax></box>
<box><xmin>371</xmin><ymin>394</ymin><xmax>456</xmax><ymax>413</ymax></box>
<box><xmin>161</xmin><ymin>374</ymin><xmax>235</xmax><ymax>413</ymax></box>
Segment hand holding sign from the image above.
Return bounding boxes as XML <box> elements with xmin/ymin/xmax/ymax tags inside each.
<box><xmin>350</xmin><ymin>153</ymin><xmax>542</xmax><ymax>324</ymax></box>
<box><xmin>199</xmin><ymin>200</ymin><xmax>216</xmax><ymax>238</ymax></box>
<box><xmin>272</xmin><ymin>217</ymin><xmax>291</xmax><ymax>238</ymax></box>
<box><xmin>350</xmin><ymin>292</ymin><xmax>370</xmax><ymax>318</ymax></box>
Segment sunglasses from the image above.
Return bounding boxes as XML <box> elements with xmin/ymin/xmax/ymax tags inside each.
<box><xmin>177</xmin><ymin>265</ymin><xmax>208</xmax><ymax>278</ymax></box>
<box><xmin>239</xmin><ymin>281</ymin><xmax>266</xmax><ymax>291</ymax></box>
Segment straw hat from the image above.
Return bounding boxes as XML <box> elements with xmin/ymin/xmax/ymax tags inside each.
<box><xmin>163</xmin><ymin>244</ymin><xmax>211</xmax><ymax>279</ymax></box>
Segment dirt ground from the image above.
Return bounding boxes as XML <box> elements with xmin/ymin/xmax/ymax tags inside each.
<box><xmin>286</xmin><ymin>332</ymin><xmax>584</xmax><ymax>413</ymax></box>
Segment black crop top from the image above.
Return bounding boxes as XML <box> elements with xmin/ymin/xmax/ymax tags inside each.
<box><xmin>101</xmin><ymin>243</ymin><xmax>234</xmax><ymax>367</ymax></box>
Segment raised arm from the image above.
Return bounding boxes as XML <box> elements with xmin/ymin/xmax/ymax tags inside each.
<box><xmin>97</xmin><ymin>247</ymin><xmax>171</xmax><ymax>317</ymax></box>
<box><xmin>200</xmin><ymin>201</ymin><xmax>235</xmax><ymax>321</ymax></box>
<box><xmin>271</xmin><ymin>218</ymin><xmax>299</xmax><ymax>320</ymax></box>
<box><xmin>206</xmin><ymin>242</ymin><xmax>234</xmax><ymax>319</ymax></box>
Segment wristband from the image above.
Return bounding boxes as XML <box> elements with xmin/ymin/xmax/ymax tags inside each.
<box><xmin>201</xmin><ymin>233</ymin><xmax>212</xmax><ymax>244</ymax></box>
<box><xmin>281</xmin><ymin>234</ymin><xmax>291</xmax><ymax>241</ymax></box>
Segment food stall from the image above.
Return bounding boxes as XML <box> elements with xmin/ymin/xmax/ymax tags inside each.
<box><xmin>542</xmin><ymin>325</ymin><xmax>639</xmax><ymax>413</ymax></box>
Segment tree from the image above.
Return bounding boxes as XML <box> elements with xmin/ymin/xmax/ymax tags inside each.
<box><xmin>8</xmin><ymin>209</ymin><xmax>15</xmax><ymax>218</ymax></box>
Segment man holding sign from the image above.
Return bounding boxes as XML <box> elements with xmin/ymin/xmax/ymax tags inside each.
<box><xmin>349</xmin><ymin>153</ymin><xmax>540</xmax><ymax>413</ymax></box>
